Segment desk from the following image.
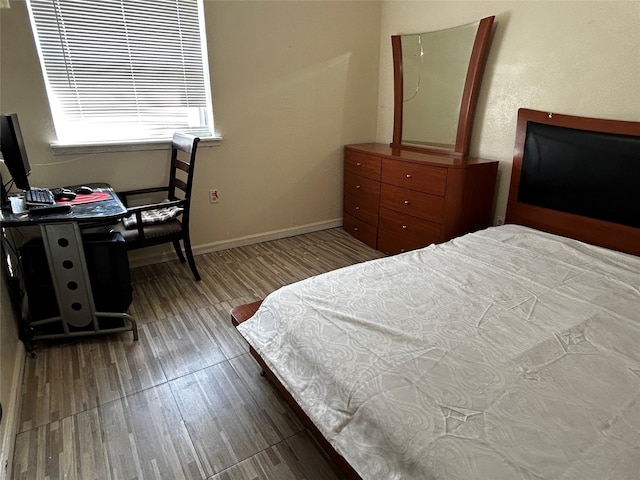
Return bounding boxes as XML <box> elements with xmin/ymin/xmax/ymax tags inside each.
<box><xmin>1</xmin><ymin>183</ymin><xmax>138</xmax><ymax>343</ymax></box>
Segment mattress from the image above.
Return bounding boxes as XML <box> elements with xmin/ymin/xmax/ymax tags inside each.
<box><xmin>237</xmin><ymin>225</ymin><xmax>640</xmax><ymax>480</ymax></box>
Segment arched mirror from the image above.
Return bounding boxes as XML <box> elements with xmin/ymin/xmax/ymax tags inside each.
<box><xmin>392</xmin><ymin>16</ymin><xmax>494</xmax><ymax>156</ymax></box>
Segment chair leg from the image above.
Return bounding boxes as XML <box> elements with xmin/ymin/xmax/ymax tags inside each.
<box><xmin>182</xmin><ymin>235</ymin><xmax>201</xmax><ymax>281</ymax></box>
<box><xmin>172</xmin><ymin>240</ymin><xmax>186</xmax><ymax>263</ymax></box>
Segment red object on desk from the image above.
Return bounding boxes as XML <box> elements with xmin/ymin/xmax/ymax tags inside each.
<box><xmin>56</xmin><ymin>191</ymin><xmax>112</xmax><ymax>205</ymax></box>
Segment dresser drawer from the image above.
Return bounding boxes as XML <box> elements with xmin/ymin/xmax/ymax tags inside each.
<box><xmin>344</xmin><ymin>171</ymin><xmax>380</xmax><ymax>199</ymax></box>
<box><xmin>344</xmin><ymin>192</ymin><xmax>379</xmax><ymax>227</ymax></box>
<box><xmin>381</xmin><ymin>159</ymin><xmax>447</xmax><ymax>195</ymax></box>
<box><xmin>344</xmin><ymin>150</ymin><xmax>381</xmax><ymax>180</ymax></box>
<box><xmin>380</xmin><ymin>183</ymin><xmax>444</xmax><ymax>223</ymax></box>
<box><xmin>377</xmin><ymin>232</ymin><xmax>433</xmax><ymax>255</ymax></box>
<box><xmin>378</xmin><ymin>207</ymin><xmax>440</xmax><ymax>244</ymax></box>
<box><xmin>343</xmin><ymin>213</ymin><xmax>377</xmax><ymax>249</ymax></box>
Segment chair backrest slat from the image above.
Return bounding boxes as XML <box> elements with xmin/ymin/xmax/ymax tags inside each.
<box><xmin>175</xmin><ymin>158</ymin><xmax>190</xmax><ymax>174</ymax></box>
<box><xmin>174</xmin><ymin>178</ymin><xmax>188</xmax><ymax>193</ymax></box>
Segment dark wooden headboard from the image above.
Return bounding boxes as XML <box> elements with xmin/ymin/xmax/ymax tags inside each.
<box><xmin>506</xmin><ymin>108</ymin><xmax>640</xmax><ymax>256</ymax></box>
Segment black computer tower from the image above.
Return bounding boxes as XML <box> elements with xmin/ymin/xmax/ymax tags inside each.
<box><xmin>20</xmin><ymin>232</ymin><xmax>132</xmax><ymax>325</ymax></box>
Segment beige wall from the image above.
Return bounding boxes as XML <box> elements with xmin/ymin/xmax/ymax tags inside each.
<box><xmin>0</xmin><ymin>6</ymin><xmax>25</xmax><ymax>479</ymax></box>
<box><xmin>377</xmin><ymin>1</ymin><xmax>640</xmax><ymax>221</ymax></box>
<box><xmin>4</xmin><ymin>1</ymin><xmax>638</xmax><ymax>248</ymax></box>
<box><xmin>1</xmin><ymin>1</ymin><xmax>382</xmax><ymax>258</ymax></box>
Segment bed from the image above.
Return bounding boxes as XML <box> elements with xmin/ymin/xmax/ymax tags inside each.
<box><xmin>233</xmin><ymin>109</ymin><xmax>640</xmax><ymax>480</ymax></box>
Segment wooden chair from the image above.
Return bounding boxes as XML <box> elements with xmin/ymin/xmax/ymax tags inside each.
<box><xmin>113</xmin><ymin>133</ymin><xmax>201</xmax><ymax>281</ymax></box>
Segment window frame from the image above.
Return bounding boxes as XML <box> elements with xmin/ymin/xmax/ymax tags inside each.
<box><xmin>26</xmin><ymin>0</ymin><xmax>220</xmax><ymax>153</ymax></box>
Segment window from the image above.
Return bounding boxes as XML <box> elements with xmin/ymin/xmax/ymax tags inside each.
<box><xmin>27</xmin><ymin>0</ymin><xmax>214</xmax><ymax>145</ymax></box>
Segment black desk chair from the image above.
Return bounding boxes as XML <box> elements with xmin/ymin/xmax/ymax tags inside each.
<box><xmin>112</xmin><ymin>133</ymin><xmax>201</xmax><ymax>281</ymax></box>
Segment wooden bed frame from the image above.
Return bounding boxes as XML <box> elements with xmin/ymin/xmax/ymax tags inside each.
<box><xmin>231</xmin><ymin>109</ymin><xmax>640</xmax><ymax>480</ymax></box>
<box><xmin>230</xmin><ymin>300</ymin><xmax>362</xmax><ymax>479</ymax></box>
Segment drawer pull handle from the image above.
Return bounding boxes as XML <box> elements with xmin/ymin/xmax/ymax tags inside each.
<box><xmin>355</xmin><ymin>185</ymin><xmax>361</xmax><ymax>189</ymax></box>
<box><xmin>356</xmin><ymin>162</ymin><xmax>362</xmax><ymax>166</ymax></box>
<box><xmin>354</xmin><ymin>227</ymin><xmax>359</xmax><ymax>231</ymax></box>
<box><xmin>355</xmin><ymin>206</ymin><xmax>360</xmax><ymax>210</ymax></box>
<box><xmin>406</xmin><ymin>174</ymin><xmax>412</xmax><ymax>179</ymax></box>
<box><xmin>402</xmin><ymin>225</ymin><xmax>407</xmax><ymax>229</ymax></box>
<box><xmin>404</xmin><ymin>200</ymin><xmax>409</xmax><ymax>204</ymax></box>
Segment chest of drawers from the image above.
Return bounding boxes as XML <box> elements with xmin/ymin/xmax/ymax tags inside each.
<box><xmin>343</xmin><ymin>143</ymin><xmax>498</xmax><ymax>254</ymax></box>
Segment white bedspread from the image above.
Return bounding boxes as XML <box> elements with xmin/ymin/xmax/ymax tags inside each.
<box><xmin>237</xmin><ymin>225</ymin><xmax>640</xmax><ymax>480</ymax></box>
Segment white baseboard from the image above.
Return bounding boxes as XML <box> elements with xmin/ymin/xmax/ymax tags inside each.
<box><xmin>127</xmin><ymin>218</ymin><xmax>343</xmax><ymax>269</ymax></box>
<box><xmin>0</xmin><ymin>342</ymin><xmax>25</xmax><ymax>480</ymax></box>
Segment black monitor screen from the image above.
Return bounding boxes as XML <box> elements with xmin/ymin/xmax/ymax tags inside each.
<box><xmin>1</xmin><ymin>113</ymin><xmax>31</xmax><ymax>191</ymax></box>
<box><xmin>518</xmin><ymin>121</ymin><xmax>640</xmax><ymax>228</ymax></box>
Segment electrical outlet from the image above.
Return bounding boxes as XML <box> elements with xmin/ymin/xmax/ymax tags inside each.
<box><xmin>496</xmin><ymin>216</ymin><xmax>505</xmax><ymax>226</ymax></box>
<box><xmin>209</xmin><ymin>189</ymin><xmax>219</xmax><ymax>204</ymax></box>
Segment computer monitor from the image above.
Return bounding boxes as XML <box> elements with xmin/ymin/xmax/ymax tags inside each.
<box><xmin>1</xmin><ymin>113</ymin><xmax>31</xmax><ymax>191</ymax></box>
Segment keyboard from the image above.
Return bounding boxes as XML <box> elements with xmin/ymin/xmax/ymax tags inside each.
<box><xmin>25</xmin><ymin>187</ymin><xmax>55</xmax><ymax>205</ymax></box>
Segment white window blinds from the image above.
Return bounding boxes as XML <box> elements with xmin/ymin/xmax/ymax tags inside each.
<box><xmin>27</xmin><ymin>0</ymin><xmax>214</xmax><ymax>144</ymax></box>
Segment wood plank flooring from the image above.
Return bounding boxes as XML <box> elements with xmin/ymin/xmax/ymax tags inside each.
<box><xmin>12</xmin><ymin>228</ymin><xmax>384</xmax><ymax>480</ymax></box>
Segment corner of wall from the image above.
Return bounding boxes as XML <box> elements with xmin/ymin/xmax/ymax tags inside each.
<box><xmin>0</xmin><ymin>262</ymin><xmax>25</xmax><ymax>480</ymax></box>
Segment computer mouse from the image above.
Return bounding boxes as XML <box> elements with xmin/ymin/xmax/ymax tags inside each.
<box><xmin>75</xmin><ymin>186</ymin><xmax>94</xmax><ymax>195</ymax></box>
<box><xmin>55</xmin><ymin>189</ymin><xmax>76</xmax><ymax>201</ymax></box>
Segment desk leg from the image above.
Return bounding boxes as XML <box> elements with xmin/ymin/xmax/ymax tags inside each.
<box><xmin>41</xmin><ymin>223</ymin><xmax>97</xmax><ymax>329</ymax></box>
<box><xmin>37</xmin><ymin>223</ymin><xmax>137</xmax><ymax>340</ymax></box>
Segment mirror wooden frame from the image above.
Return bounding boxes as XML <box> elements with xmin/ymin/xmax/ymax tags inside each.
<box><xmin>391</xmin><ymin>16</ymin><xmax>495</xmax><ymax>156</ymax></box>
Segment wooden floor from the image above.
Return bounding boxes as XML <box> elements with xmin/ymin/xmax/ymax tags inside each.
<box><xmin>11</xmin><ymin>228</ymin><xmax>384</xmax><ymax>480</ymax></box>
